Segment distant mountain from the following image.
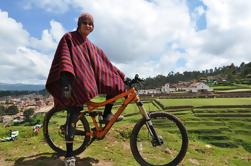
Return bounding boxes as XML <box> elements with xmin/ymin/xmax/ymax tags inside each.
<box><xmin>0</xmin><ymin>83</ymin><xmax>45</xmax><ymax>91</ymax></box>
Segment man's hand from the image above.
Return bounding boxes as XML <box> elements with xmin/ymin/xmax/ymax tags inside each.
<box><xmin>62</xmin><ymin>84</ymin><xmax>72</xmax><ymax>99</ymax></box>
<box><xmin>124</xmin><ymin>77</ymin><xmax>132</xmax><ymax>86</ymax></box>
<box><xmin>60</xmin><ymin>72</ymin><xmax>73</xmax><ymax>99</ymax></box>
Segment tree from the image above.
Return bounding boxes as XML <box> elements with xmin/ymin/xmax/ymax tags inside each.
<box><xmin>134</xmin><ymin>61</ymin><xmax>250</xmax><ymax>89</ymax></box>
<box><xmin>209</xmin><ymin>69</ymin><xmax>214</xmax><ymax>75</ymax></box>
<box><xmin>0</xmin><ymin>105</ymin><xmax>5</xmax><ymax>116</ymax></box>
<box><xmin>6</xmin><ymin>105</ymin><xmax>19</xmax><ymax>115</ymax></box>
<box><xmin>242</xmin><ymin>62</ymin><xmax>251</xmax><ymax>76</ymax></box>
<box><xmin>23</xmin><ymin>108</ymin><xmax>34</xmax><ymax>122</ymax></box>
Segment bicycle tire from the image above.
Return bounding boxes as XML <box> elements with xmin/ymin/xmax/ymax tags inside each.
<box><xmin>43</xmin><ymin>107</ymin><xmax>91</xmax><ymax>155</ymax></box>
<box><xmin>130</xmin><ymin>112</ymin><xmax>188</xmax><ymax>166</ymax></box>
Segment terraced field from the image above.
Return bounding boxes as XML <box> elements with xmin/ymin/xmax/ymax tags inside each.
<box><xmin>153</xmin><ymin>98</ymin><xmax>251</xmax><ymax>164</ymax></box>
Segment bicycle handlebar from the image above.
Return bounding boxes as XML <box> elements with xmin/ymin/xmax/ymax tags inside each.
<box><xmin>124</xmin><ymin>74</ymin><xmax>143</xmax><ymax>87</ymax></box>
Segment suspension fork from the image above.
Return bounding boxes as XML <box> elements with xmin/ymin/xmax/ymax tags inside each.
<box><xmin>136</xmin><ymin>101</ymin><xmax>163</xmax><ymax>146</ymax></box>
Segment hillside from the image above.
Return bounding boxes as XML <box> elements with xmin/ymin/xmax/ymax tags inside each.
<box><xmin>0</xmin><ymin>83</ymin><xmax>44</xmax><ymax>91</ymax></box>
<box><xmin>142</xmin><ymin>62</ymin><xmax>251</xmax><ymax>89</ymax></box>
<box><xmin>0</xmin><ymin>97</ymin><xmax>251</xmax><ymax>165</ymax></box>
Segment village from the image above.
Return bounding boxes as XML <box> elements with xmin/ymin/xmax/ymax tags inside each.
<box><xmin>0</xmin><ymin>93</ymin><xmax>54</xmax><ymax>125</ymax></box>
<box><xmin>0</xmin><ymin>80</ymin><xmax>213</xmax><ymax>125</ymax></box>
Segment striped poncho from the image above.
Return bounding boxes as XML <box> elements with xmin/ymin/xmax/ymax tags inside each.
<box><xmin>46</xmin><ymin>31</ymin><xmax>125</xmax><ymax>108</ymax></box>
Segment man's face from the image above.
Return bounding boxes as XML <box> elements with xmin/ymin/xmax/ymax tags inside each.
<box><xmin>79</xmin><ymin>18</ymin><xmax>94</xmax><ymax>37</ymax></box>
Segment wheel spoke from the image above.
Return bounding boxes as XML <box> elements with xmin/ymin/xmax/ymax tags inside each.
<box><xmin>43</xmin><ymin>108</ymin><xmax>91</xmax><ymax>155</ymax></box>
<box><xmin>130</xmin><ymin>112</ymin><xmax>188</xmax><ymax>166</ymax></box>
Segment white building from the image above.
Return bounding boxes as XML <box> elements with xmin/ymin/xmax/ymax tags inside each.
<box><xmin>161</xmin><ymin>83</ymin><xmax>176</xmax><ymax>94</ymax></box>
<box><xmin>161</xmin><ymin>84</ymin><xmax>170</xmax><ymax>94</ymax></box>
<box><xmin>186</xmin><ymin>82</ymin><xmax>213</xmax><ymax>92</ymax></box>
<box><xmin>138</xmin><ymin>82</ymin><xmax>213</xmax><ymax>95</ymax></box>
<box><xmin>138</xmin><ymin>88</ymin><xmax>162</xmax><ymax>95</ymax></box>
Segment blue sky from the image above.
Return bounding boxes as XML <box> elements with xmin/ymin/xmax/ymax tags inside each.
<box><xmin>0</xmin><ymin>0</ymin><xmax>79</xmax><ymax>37</ymax></box>
<box><xmin>0</xmin><ymin>0</ymin><xmax>206</xmax><ymax>38</ymax></box>
<box><xmin>0</xmin><ymin>0</ymin><xmax>251</xmax><ymax>84</ymax></box>
<box><xmin>186</xmin><ymin>0</ymin><xmax>207</xmax><ymax>30</ymax></box>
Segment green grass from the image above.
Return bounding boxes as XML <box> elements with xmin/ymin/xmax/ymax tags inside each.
<box><xmin>160</xmin><ymin>98</ymin><xmax>251</xmax><ymax>107</ymax></box>
<box><xmin>217</xmin><ymin>89</ymin><xmax>251</xmax><ymax>92</ymax></box>
<box><xmin>1</xmin><ymin>98</ymin><xmax>251</xmax><ymax>166</ymax></box>
<box><xmin>211</xmin><ymin>84</ymin><xmax>251</xmax><ymax>92</ymax></box>
<box><xmin>211</xmin><ymin>84</ymin><xmax>251</xmax><ymax>89</ymax></box>
<box><xmin>158</xmin><ymin>97</ymin><xmax>251</xmax><ymax>165</ymax></box>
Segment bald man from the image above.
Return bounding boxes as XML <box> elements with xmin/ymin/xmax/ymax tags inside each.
<box><xmin>46</xmin><ymin>13</ymin><xmax>125</xmax><ymax>166</ymax></box>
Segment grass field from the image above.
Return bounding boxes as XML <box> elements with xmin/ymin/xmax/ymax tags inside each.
<box><xmin>0</xmin><ymin>97</ymin><xmax>251</xmax><ymax>166</ymax></box>
<box><xmin>212</xmin><ymin>84</ymin><xmax>251</xmax><ymax>92</ymax></box>
<box><xmin>159</xmin><ymin>97</ymin><xmax>251</xmax><ymax>107</ymax></box>
<box><xmin>157</xmin><ymin>98</ymin><xmax>251</xmax><ymax>166</ymax></box>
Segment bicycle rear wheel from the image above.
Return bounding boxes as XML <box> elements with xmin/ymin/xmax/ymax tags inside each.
<box><xmin>130</xmin><ymin>112</ymin><xmax>188</xmax><ymax>166</ymax></box>
<box><xmin>43</xmin><ymin>108</ymin><xmax>91</xmax><ymax>155</ymax></box>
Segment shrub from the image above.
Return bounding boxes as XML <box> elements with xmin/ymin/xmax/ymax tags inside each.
<box><xmin>6</xmin><ymin>105</ymin><xmax>19</xmax><ymax>115</ymax></box>
<box><xmin>23</xmin><ymin>108</ymin><xmax>34</xmax><ymax>122</ymax></box>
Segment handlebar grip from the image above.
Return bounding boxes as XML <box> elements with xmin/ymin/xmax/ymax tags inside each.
<box><xmin>124</xmin><ymin>74</ymin><xmax>143</xmax><ymax>87</ymax></box>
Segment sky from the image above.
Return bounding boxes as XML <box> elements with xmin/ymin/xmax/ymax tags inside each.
<box><xmin>0</xmin><ymin>0</ymin><xmax>251</xmax><ymax>84</ymax></box>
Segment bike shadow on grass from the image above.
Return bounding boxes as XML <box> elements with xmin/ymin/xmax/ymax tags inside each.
<box><xmin>14</xmin><ymin>153</ymin><xmax>100</xmax><ymax>166</ymax></box>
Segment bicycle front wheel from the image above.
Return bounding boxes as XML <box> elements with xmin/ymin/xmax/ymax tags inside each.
<box><xmin>130</xmin><ymin>112</ymin><xmax>188</xmax><ymax>166</ymax></box>
<box><xmin>43</xmin><ymin>108</ymin><xmax>91</xmax><ymax>155</ymax></box>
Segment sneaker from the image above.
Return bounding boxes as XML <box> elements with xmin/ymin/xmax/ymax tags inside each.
<box><xmin>101</xmin><ymin>113</ymin><xmax>124</xmax><ymax>124</ymax></box>
<box><xmin>64</xmin><ymin>156</ymin><xmax>76</xmax><ymax>166</ymax></box>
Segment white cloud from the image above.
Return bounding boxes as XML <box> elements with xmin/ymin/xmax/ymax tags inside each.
<box><xmin>0</xmin><ymin>10</ymin><xmax>65</xmax><ymax>84</ymax></box>
<box><xmin>184</xmin><ymin>0</ymin><xmax>251</xmax><ymax>68</ymax></box>
<box><xmin>0</xmin><ymin>10</ymin><xmax>29</xmax><ymax>53</ymax></box>
<box><xmin>1</xmin><ymin>0</ymin><xmax>251</xmax><ymax>84</ymax></box>
<box><xmin>0</xmin><ymin>47</ymin><xmax>50</xmax><ymax>83</ymax></box>
<box><xmin>74</xmin><ymin>0</ymin><xmax>193</xmax><ymax>64</ymax></box>
<box><xmin>23</xmin><ymin>0</ymin><xmax>73</xmax><ymax>13</ymax></box>
<box><xmin>30</xmin><ymin>20</ymin><xmax>65</xmax><ymax>53</ymax></box>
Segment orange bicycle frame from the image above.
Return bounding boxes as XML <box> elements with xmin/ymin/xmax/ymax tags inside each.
<box><xmin>85</xmin><ymin>88</ymin><xmax>140</xmax><ymax>139</ymax></box>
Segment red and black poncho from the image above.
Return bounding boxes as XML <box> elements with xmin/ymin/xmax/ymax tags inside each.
<box><xmin>46</xmin><ymin>31</ymin><xmax>125</xmax><ymax>108</ymax></box>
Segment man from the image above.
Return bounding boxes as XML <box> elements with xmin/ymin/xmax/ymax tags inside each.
<box><xmin>46</xmin><ymin>12</ymin><xmax>125</xmax><ymax>166</ymax></box>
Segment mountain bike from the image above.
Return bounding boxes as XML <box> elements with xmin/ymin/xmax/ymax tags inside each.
<box><xmin>43</xmin><ymin>75</ymin><xmax>188</xmax><ymax>166</ymax></box>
